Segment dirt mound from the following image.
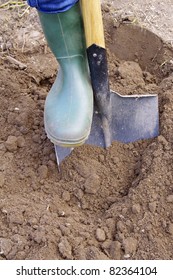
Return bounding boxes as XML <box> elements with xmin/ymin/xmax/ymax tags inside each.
<box><xmin>0</xmin><ymin>7</ymin><xmax>173</xmax><ymax>260</ymax></box>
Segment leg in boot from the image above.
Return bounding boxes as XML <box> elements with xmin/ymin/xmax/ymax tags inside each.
<box><xmin>27</xmin><ymin>1</ymin><xmax>93</xmax><ymax>147</ymax></box>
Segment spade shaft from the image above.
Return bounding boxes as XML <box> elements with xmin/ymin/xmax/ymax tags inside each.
<box><xmin>81</xmin><ymin>0</ymin><xmax>112</xmax><ymax>147</ymax></box>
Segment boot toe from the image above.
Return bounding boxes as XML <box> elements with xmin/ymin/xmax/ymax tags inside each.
<box><xmin>45</xmin><ymin>114</ymin><xmax>91</xmax><ymax>147</ymax></box>
<box><xmin>44</xmin><ymin>75</ymin><xmax>93</xmax><ymax>147</ymax></box>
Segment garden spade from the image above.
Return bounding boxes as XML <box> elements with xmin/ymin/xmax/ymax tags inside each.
<box><xmin>54</xmin><ymin>0</ymin><xmax>159</xmax><ymax>166</ymax></box>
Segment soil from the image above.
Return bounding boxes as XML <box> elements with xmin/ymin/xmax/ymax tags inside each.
<box><xmin>0</xmin><ymin>1</ymin><xmax>173</xmax><ymax>260</ymax></box>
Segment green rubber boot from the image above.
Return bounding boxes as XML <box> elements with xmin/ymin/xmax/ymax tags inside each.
<box><xmin>38</xmin><ymin>2</ymin><xmax>93</xmax><ymax>147</ymax></box>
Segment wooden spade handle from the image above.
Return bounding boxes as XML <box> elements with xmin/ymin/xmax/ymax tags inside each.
<box><xmin>80</xmin><ymin>0</ymin><xmax>105</xmax><ymax>48</ymax></box>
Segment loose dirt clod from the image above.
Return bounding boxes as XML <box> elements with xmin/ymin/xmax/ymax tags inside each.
<box><xmin>5</xmin><ymin>136</ymin><xmax>18</xmax><ymax>152</ymax></box>
<box><xmin>117</xmin><ymin>61</ymin><xmax>145</xmax><ymax>86</ymax></box>
<box><xmin>123</xmin><ymin>237</ymin><xmax>138</xmax><ymax>256</ymax></box>
<box><xmin>58</xmin><ymin>237</ymin><xmax>72</xmax><ymax>259</ymax></box>
<box><xmin>132</xmin><ymin>204</ymin><xmax>141</xmax><ymax>214</ymax></box>
<box><xmin>0</xmin><ymin>238</ymin><xmax>13</xmax><ymax>257</ymax></box>
<box><xmin>148</xmin><ymin>202</ymin><xmax>157</xmax><ymax>213</ymax></box>
<box><xmin>17</xmin><ymin>136</ymin><xmax>25</xmax><ymax>148</ymax></box>
<box><xmin>110</xmin><ymin>241</ymin><xmax>122</xmax><ymax>260</ymax></box>
<box><xmin>168</xmin><ymin>224</ymin><xmax>173</xmax><ymax>236</ymax></box>
<box><xmin>38</xmin><ymin>165</ymin><xmax>48</xmax><ymax>179</ymax></box>
<box><xmin>0</xmin><ymin>173</ymin><xmax>5</xmax><ymax>187</ymax></box>
<box><xmin>166</xmin><ymin>195</ymin><xmax>173</xmax><ymax>203</ymax></box>
<box><xmin>62</xmin><ymin>191</ymin><xmax>71</xmax><ymax>202</ymax></box>
<box><xmin>84</xmin><ymin>174</ymin><xmax>100</xmax><ymax>194</ymax></box>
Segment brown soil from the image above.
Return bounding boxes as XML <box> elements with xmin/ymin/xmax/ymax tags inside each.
<box><xmin>0</xmin><ymin>1</ymin><xmax>173</xmax><ymax>260</ymax></box>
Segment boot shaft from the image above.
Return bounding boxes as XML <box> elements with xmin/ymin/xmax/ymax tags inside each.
<box><xmin>38</xmin><ymin>2</ymin><xmax>87</xmax><ymax>59</ymax></box>
<box><xmin>37</xmin><ymin>2</ymin><xmax>93</xmax><ymax>147</ymax></box>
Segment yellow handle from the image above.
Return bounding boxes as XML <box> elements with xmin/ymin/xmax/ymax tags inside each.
<box><xmin>80</xmin><ymin>0</ymin><xmax>105</xmax><ymax>48</ymax></box>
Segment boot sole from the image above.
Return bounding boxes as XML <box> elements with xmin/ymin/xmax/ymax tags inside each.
<box><xmin>45</xmin><ymin>128</ymin><xmax>90</xmax><ymax>148</ymax></box>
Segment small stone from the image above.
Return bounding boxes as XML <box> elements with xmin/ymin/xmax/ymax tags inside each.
<box><xmin>148</xmin><ymin>202</ymin><xmax>157</xmax><ymax>213</ymax></box>
<box><xmin>58</xmin><ymin>210</ymin><xmax>65</xmax><ymax>217</ymax></box>
<box><xmin>96</xmin><ymin>228</ymin><xmax>106</xmax><ymax>242</ymax></box>
<box><xmin>17</xmin><ymin>136</ymin><xmax>25</xmax><ymax>148</ymax></box>
<box><xmin>132</xmin><ymin>204</ymin><xmax>141</xmax><ymax>214</ymax></box>
<box><xmin>84</xmin><ymin>174</ymin><xmax>100</xmax><ymax>194</ymax></box>
<box><xmin>166</xmin><ymin>195</ymin><xmax>173</xmax><ymax>203</ymax></box>
<box><xmin>157</xmin><ymin>135</ymin><xmax>168</xmax><ymax>145</ymax></box>
<box><xmin>124</xmin><ymin>254</ymin><xmax>131</xmax><ymax>259</ymax></box>
<box><xmin>5</xmin><ymin>136</ymin><xmax>18</xmax><ymax>152</ymax></box>
<box><xmin>38</xmin><ymin>165</ymin><xmax>48</xmax><ymax>179</ymax></box>
<box><xmin>62</xmin><ymin>191</ymin><xmax>71</xmax><ymax>202</ymax></box>
<box><xmin>0</xmin><ymin>173</ymin><xmax>5</xmax><ymax>187</ymax></box>
<box><xmin>58</xmin><ymin>237</ymin><xmax>72</xmax><ymax>259</ymax></box>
